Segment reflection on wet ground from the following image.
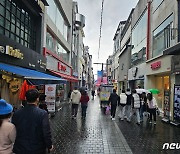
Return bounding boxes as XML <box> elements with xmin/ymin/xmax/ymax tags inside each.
<box><xmin>50</xmin><ymin>96</ymin><xmax>179</xmax><ymax>154</ymax></box>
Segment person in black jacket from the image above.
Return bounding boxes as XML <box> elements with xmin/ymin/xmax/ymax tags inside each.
<box><xmin>108</xmin><ymin>89</ymin><xmax>120</xmax><ymax>120</ymax></box>
<box><xmin>12</xmin><ymin>89</ymin><xmax>53</xmax><ymax>154</ymax></box>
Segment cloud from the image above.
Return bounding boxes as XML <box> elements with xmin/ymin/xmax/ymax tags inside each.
<box><xmin>76</xmin><ymin>0</ymin><xmax>139</xmax><ymax>76</ymax></box>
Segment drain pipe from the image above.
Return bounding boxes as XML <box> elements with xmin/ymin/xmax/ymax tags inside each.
<box><xmin>178</xmin><ymin>0</ymin><xmax>180</xmax><ymax>42</ymax></box>
<box><xmin>146</xmin><ymin>0</ymin><xmax>151</xmax><ymax>60</ymax></box>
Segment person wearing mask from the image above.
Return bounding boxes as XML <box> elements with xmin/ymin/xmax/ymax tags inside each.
<box><xmin>124</xmin><ymin>88</ymin><xmax>132</xmax><ymax>122</ymax></box>
<box><xmin>12</xmin><ymin>89</ymin><xmax>53</xmax><ymax>154</ymax></box>
<box><xmin>0</xmin><ymin>99</ymin><xmax>16</xmax><ymax>154</ymax></box>
<box><xmin>80</xmin><ymin>90</ymin><xmax>90</xmax><ymax>119</ymax></box>
<box><xmin>140</xmin><ymin>92</ymin><xmax>147</xmax><ymax>122</ymax></box>
<box><xmin>118</xmin><ymin>90</ymin><xmax>127</xmax><ymax>121</ymax></box>
<box><xmin>147</xmin><ymin>93</ymin><xmax>157</xmax><ymax>125</ymax></box>
<box><xmin>70</xmin><ymin>87</ymin><xmax>81</xmax><ymax>119</ymax></box>
<box><xmin>130</xmin><ymin>89</ymin><xmax>141</xmax><ymax>125</ymax></box>
<box><xmin>108</xmin><ymin>89</ymin><xmax>120</xmax><ymax>121</ymax></box>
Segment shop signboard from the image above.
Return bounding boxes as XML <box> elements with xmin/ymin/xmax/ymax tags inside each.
<box><xmin>45</xmin><ymin>84</ymin><xmax>56</xmax><ymax>113</ymax></box>
<box><xmin>174</xmin><ymin>85</ymin><xmax>180</xmax><ymax>122</ymax></box>
<box><xmin>0</xmin><ymin>36</ymin><xmax>46</xmax><ymax>71</ymax></box>
<box><xmin>164</xmin><ymin>90</ymin><xmax>170</xmax><ymax>119</ymax></box>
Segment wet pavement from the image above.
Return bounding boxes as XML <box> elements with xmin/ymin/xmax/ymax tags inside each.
<box><xmin>50</xmin><ymin>96</ymin><xmax>179</xmax><ymax>154</ymax></box>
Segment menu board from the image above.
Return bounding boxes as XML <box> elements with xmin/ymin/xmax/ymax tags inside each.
<box><xmin>45</xmin><ymin>84</ymin><xmax>56</xmax><ymax>113</ymax></box>
<box><xmin>174</xmin><ymin>85</ymin><xmax>180</xmax><ymax>121</ymax></box>
<box><xmin>164</xmin><ymin>91</ymin><xmax>170</xmax><ymax>119</ymax></box>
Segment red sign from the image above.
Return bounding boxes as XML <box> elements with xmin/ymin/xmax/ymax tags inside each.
<box><xmin>58</xmin><ymin>62</ymin><xmax>66</xmax><ymax>72</ymax></box>
<box><xmin>151</xmin><ymin>61</ymin><xmax>161</xmax><ymax>70</ymax></box>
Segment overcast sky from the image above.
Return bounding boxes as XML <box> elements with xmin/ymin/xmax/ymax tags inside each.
<box><xmin>76</xmin><ymin>0</ymin><xmax>139</xmax><ymax>76</ymax></box>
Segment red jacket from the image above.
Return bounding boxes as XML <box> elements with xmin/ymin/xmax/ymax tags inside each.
<box><xmin>80</xmin><ymin>95</ymin><xmax>89</xmax><ymax>104</ymax></box>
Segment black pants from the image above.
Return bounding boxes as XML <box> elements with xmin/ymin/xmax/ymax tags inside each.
<box><xmin>72</xmin><ymin>104</ymin><xmax>79</xmax><ymax>117</ymax></box>
<box><xmin>149</xmin><ymin>108</ymin><xmax>156</xmax><ymax>121</ymax></box>
<box><xmin>111</xmin><ymin>104</ymin><xmax>117</xmax><ymax>118</ymax></box>
<box><xmin>81</xmin><ymin>104</ymin><xmax>88</xmax><ymax>117</ymax></box>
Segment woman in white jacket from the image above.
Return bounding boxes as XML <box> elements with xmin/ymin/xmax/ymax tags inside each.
<box><xmin>147</xmin><ymin>93</ymin><xmax>157</xmax><ymax>125</ymax></box>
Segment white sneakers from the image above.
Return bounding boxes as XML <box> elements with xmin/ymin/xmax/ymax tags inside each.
<box><xmin>112</xmin><ymin>118</ymin><xmax>115</xmax><ymax>121</ymax></box>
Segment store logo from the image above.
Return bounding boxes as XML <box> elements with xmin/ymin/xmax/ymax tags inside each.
<box><xmin>162</xmin><ymin>143</ymin><xmax>180</xmax><ymax>149</ymax></box>
<box><xmin>48</xmin><ymin>87</ymin><xmax>54</xmax><ymax>91</ymax></box>
<box><xmin>151</xmin><ymin>61</ymin><xmax>161</xmax><ymax>70</ymax></box>
<box><xmin>0</xmin><ymin>45</ymin><xmax>23</xmax><ymax>59</ymax></box>
<box><xmin>58</xmin><ymin>62</ymin><xmax>66</xmax><ymax>72</ymax></box>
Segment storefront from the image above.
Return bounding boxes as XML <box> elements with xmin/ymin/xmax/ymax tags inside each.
<box><xmin>146</xmin><ymin>56</ymin><xmax>172</xmax><ymax>118</ymax></box>
<box><xmin>128</xmin><ymin>63</ymin><xmax>146</xmax><ymax>90</ymax></box>
<box><xmin>43</xmin><ymin>47</ymin><xmax>78</xmax><ymax>101</ymax></box>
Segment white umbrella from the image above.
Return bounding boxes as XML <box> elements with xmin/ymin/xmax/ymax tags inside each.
<box><xmin>136</xmin><ymin>89</ymin><xmax>149</xmax><ymax>94</ymax></box>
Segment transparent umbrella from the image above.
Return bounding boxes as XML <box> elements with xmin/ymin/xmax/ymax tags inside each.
<box><xmin>136</xmin><ymin>89</ymin><xmax>149</xmax><ymax>94</ymax></box>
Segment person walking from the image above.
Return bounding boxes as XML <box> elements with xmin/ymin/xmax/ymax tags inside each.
<box><xmin>147</xmin><ymin>93</ymin><xmax>157</xmax><ymax>125</ymax></box>
<box><xmin>108</xmin><ymin>89</ymin><xmax>120</xmax><ymax>121</ymax></box>
<box><xmin>124</xmin><ymin>88</ymin><xmax>132</xmax><ymax>122</ymax></box>
<box><xmin>0</xmin><ymin>99</ymin><xmax>16</xmax><ymax>154</ymax></box>
<box><xmin>12</xmin><ymin>89</ymin><xmax>53</xmax><ymax>154</ymax></box>
<box><xmin>91</xmin><ymin>89</ymin><xmax>95</xmax><ymax>100</ymax></box>
<box><xmin>80</xmin><ymin>90</ymin><xmax>90</xmax><ymax>119</ymax></box>
<box><xmin>140</xmin><ymin>92</ymin><xmax>147</xmax><ymax>122</ymax></box>
<box><xmin>39</xmin><ymin>94</ymin><xmax>48</xmax><ymax>113</ymax></box>
<box><xmin>130</xmin><ymin>89</ymin><xmax>141</xmax><ymax>125</ymax></box>
<box><xmin>70</xmin><ymin>87</ymin><xmax>81</xmax><ymax>119</ymax></box>
<box><xmin>118</xmin><ymin>90</ymin><xmax>127</xmax><ymax>121</ymax></box>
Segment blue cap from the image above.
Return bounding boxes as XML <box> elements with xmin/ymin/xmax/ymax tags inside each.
<box><xmin>0</xmin><ymin>99</ymin><xmax>13</xmax><ymax>115</ymax></box>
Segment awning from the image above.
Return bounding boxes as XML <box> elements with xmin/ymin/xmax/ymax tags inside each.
<box><xmin>49</xmin><ymin>70</ymin><xmax>79</xmax><ymax>82</ymax></box>
<box><xmin>163</xmin><ymin>42</ymin><xmax>180</xmax><ymax>55</ymax></box>
<box><xmin>0</xmin><ymin>63</ymin><xmax>66</xmax><ymax>85</ymax></box>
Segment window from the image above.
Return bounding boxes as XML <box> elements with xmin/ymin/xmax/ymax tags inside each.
<box><xmin>152</xmin><ymin>14</ymin><xmax>175</xmax><ymax>57</ymax></box>
<box><xmin>46</xmin><ymin>31</ymin><xmax>69</xmax><ymax>63</ymax></box>
<box><xmin>0</xmin><ymin>0</ymin><xmax>36</xmax><ymax>50</ymax></box>
<box><xmin>131</xmin><ymin>10</ymin><xmax>147</xmax><ymax>66</ymax></box>
<box><xmin>47</xmin><ymin>0</ymin><xmax>70</xmax><ymax>42</ymax></box>
<box><xmin>153</xmin><ymin>0</ymin><xmax>164</xmax><ymax>12</ymax></box>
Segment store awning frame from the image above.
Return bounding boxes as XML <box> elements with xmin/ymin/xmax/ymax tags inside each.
<box><xmin>49</xmin><ymin>70</ymin><xmax>79</xmax><ymax>82</ymax></box>
<box><xmin>0</xmin><ymin>63</ymin><xmax>66</xmax><ymax>85</ymax></box>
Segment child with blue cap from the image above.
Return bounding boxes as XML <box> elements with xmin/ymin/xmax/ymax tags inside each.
<box><xmin>0</xmin><ymin>99</ymin><xmax>16</xmax><ymax>154</ymax></box>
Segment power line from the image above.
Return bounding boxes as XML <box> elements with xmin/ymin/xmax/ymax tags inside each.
<box><xmin>98</xmin><ymin>0</ymin><xmax>105</xmax><ymax>59</ymax></box>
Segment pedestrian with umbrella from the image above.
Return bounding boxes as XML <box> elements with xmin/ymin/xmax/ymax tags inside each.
<box><xmin>147</xmin><ymin>92</ymin><xmax>157</xmax><ymax>125</ymax></box>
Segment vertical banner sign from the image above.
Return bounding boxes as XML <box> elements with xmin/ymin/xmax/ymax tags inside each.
<box><xmin>45</xmin><ymin>84</ymin><xmax>56</xmax><ymax>113</ymax></box>
<box><xmin>174</xmin><ymin>85</ymin><xmax>180</xmax><ymax>122</ymax></box>
<box><xmin>164</xmin><ymin>91</ymin><xmax>170</xmax><ymax>119</ymax></box>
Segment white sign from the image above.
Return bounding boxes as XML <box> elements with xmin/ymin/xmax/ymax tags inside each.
<box><xmin>162</xmin><ymin>143</ymin><xmax>180</xmax><ymax>149</ymax></box>
<box><xmin>45</xmin><ymin>84</ymin><xmax>56</xmax><ymax>113</ymax></box>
